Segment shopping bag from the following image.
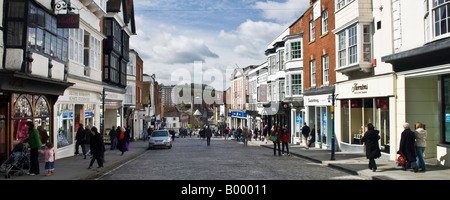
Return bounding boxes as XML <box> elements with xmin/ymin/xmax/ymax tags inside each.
<box><xmin>125</xmin><ymin>142</ymin><xmax>130</xmax><ymax>151</ymax></box>
<box><xmin>397</xmin><ymin>153</ymin><xmax>406</xmax><ymax>165</ymax></box>
<box><xmin>269</xmin><ymin>135</ymin><xmax>277</xmax><ymax>142</ymax></box>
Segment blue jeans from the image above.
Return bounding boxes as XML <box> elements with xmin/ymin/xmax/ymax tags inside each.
<box><xmin>416</xmin><ymin>146</ymin><xmax>426</xmax><ymax>171</ymax></box>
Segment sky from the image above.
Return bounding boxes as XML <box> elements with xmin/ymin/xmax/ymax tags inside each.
<box><xmin>130</xmin><ymin>0</ymin><xmax>311</xmax><ymax>91</ymax></box>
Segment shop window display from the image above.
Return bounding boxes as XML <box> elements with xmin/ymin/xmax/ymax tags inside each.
<box><xmin>57</xmin><ymin>104</ymin><xmax>74</xmax><ymax>148</ymax></box>
<box><xmin>12</xmin><ymin>94</ymin><xmax>51</xmax><ymax>146</ymax></box>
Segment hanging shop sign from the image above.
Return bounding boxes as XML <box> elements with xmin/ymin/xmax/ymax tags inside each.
<box><xmin>57</xmin><ymin>14</ymin><xmax>80</xmax><ymax>28</ymax></box>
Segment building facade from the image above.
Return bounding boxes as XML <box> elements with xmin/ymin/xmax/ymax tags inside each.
<box><xmin>53</xmin><ymin>0</ymin><xmax>106</xmax><ymax>159</ymax></box>
<box><xmin>382</xmin><ymin>0</ymin><xmax>450</xmax><ymax>166</ymax></box>
<box><xmin>0</xmin><ymin>0</ymin><xmax>76</xmax><ymax>162</ymax></box>
<box><xmin>334</xmin><ymin>0</ymin><xmax>396</xmax><ymax>157</ymax></box>
<box><xmin>102</xmin><ymin>0</ymin><xmax>136</xmax><ymax>137</ymax></box>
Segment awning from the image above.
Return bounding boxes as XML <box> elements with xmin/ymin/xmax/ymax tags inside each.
<box><xmin>0</xmin><ymin>70</ymin><xmax>73</xmax><ymax>97</ymax></box>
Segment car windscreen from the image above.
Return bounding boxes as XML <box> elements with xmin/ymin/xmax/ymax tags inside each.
<box><xmin>151</xmin><ymin>131</ymin><xmax>168</xmax><ymax>137</ymax></box>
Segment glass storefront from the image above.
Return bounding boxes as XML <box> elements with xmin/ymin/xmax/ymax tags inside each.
<box><xmin>444</xmin><ymin>76</ymin><xmax>450</xmax><ymax>144</ymax></box>
<box><xmin>56</xmin><ymin>103</ymin><xmax>96</xmax><ymax>148</ymax></box>
<box><xmin>340</xmin><ymin>97</ymin><xmax>390</xmax><ymax>152</ymax></box>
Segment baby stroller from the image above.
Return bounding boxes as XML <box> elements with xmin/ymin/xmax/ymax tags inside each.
<box><xmin>0</xmin><ymin>143</ymin><xmax>30</xmax><ymax>178</ymax></box>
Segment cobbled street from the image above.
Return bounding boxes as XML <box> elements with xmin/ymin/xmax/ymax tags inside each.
<box><xmin>95</xmin><ymin>137</ymin><xmax>364</xmax><ymax>180</ymax></box>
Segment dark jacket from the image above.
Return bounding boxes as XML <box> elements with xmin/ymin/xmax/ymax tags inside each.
<box><xmin>361</xmin><ymin>129</ymin><xmax>381</xmax><ymax>159</ymax></box>
<box><xmin>90</xmin><ymin>131</ymin><xmax>105</xmax><ymax>156</ymax></box>
<box><xmin>205</xmin><ymin>128</ymin><xmax>212</xmax><ymax>138</ymax></box>
<box><xmin>399</xmin><ymin>128</ymin><xmax>416</xmax><ymax>162</ymax></box>
<box><xmin>301</xmin><ymin>125</ymin><xmax>310</xmax><ymax>137</ymax></box>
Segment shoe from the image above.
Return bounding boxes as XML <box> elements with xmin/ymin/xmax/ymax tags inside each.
<box><xmin>45</xmin><ymin>172</ymin><xmax>52</xmax><ymax>176</ymax></box>
<box><xmin>372</xmin><ymin>168</ymin><xmax>377</xmax><ymax>172</ymax></box>
<box><xmin>88</xmin><ymin>166</ymin><xmax>92</xmax><ymax>169</ymax></box>
<box><xmin>97</xmin><ymin>166</ymin><xmax>104</xmax><ymax>169</ymax></box>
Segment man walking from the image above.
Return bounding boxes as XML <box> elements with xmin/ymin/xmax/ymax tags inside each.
<box><xmin>205</xmin><ymin>126</ymin><xmax>212</xmax><ymax>146</ymax></box>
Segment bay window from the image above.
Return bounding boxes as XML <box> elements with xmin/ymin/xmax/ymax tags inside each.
<box><xmin>336</xmin><ymin>23</ymin><xmax>373</xmax><ymax>71</ymax></box>
<box><xmin>432</xmin><ymin>0</ymin><xmax>450</xmax><ymax>37</ymax></box>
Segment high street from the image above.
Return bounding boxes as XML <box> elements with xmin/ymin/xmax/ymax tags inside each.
<box><xmin>93</xmin><ymin>137</ymin><xmax>363</xmax><ymax>180</ymax></box>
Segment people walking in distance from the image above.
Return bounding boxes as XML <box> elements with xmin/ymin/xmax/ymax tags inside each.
<box><xmin>205</xmin><ymin>126</ymin><xmax>212</xmax><ymax>146</ymax></box>
<box><xmin>308</xmin><ymin>125</ymin><xmax>316</xmax><ymax>148</ymax></box>
<box><xmin>242</xmin><ymin>126</ymin><xmax>249</xmax><ymax>146</ymax></box>
<box><xmin>281</xmin><ymin>128</ymin><xmax>290</xmax><ymax>156</ymax></box>
<box><xmin>88</xmin><ymin>127</ymin><xmax>105</xmax><ymax>169</ymax></box>
<box><xmin>23</xmin><ymin>121</ymin><xmax>42</xmax><ymax>175</ymax></box>
<box><xmin>399</xmin><ymin>122</ymin><xmax>418</xmax><ymax>172</ymax></box>
<box><xmin>109</xmin><ymin>126</ymin><xmax>118</xmax><ymax>150</ymax></box>
<box><xmin>272</xmin><ymin>126</ymin><xmax>281</xmax><ymax>156</ymax></box>
<box><xmin>301</xmin><ymin>123</ymin><xmax>311</xmax><ymax>149</ymax></box>
<box><xmin>74</xmin><ymin>124</ymin><xmax>85</xmax><ymax>155</ymax></box>
<box><xmin>41</xmin><ymin>142</ymin><xmax>55</xmax><ymax>176</ymax></box>
<box><xmin>361</xmin><ymin>123</ymin><xmax>381</xmax><ymax>172</ymax></box>
<box><xmin>415</xmin><ymin>122</ymin><xmax>428</xmax><ymax>172</ymax></box>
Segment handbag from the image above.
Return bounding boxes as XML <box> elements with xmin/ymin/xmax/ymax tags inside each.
<box><xmin>397</xmin><ymin>153</ymin><xmax>406</xmax><ymax>165</ymax></box>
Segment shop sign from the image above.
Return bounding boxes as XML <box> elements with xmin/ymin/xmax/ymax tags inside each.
<box><xmin>446</xmin><ymin>114</ymin><xmax>450</xmax><ymax>122</ymax></box>
<box><xmin>305</xmin><ymin>94</ymin><xmax>332</xmax><ymax>106</ymax></box>
<box><xmin>57</xmin><ymin>14</ymin><xmax>80</xmax><ymax>28</ymax></box>
<box><xmin>351</xmin><ymin>83</ymin><xmax>369</xmax><ymax>94</ymax></box>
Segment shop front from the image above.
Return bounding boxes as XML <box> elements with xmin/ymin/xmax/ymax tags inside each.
<box><xmin>0</xmin><ymin>72</ymin><xmax>72</xmax><ymax>164</ymax></box>
<box><xmin>304</xmin><ymin>87</ymin><xmax>334</xmax><ymax>149</ymax></box>
<box><xmin>335</xmin><ymin>74</ymin><xmax>395</xmax><ymax>155</ymax></box>
<box><xmin>54</xmin><ymin>88</ymin><xmax>101</xmax><ymax>159</ymax></box>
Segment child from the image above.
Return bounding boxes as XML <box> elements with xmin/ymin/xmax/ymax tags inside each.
<box><xmin>41</xmin><ymin>142</ymin><xmax>55</xmax><ymax>176</ymax></box>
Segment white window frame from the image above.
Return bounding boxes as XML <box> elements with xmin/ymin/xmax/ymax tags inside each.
<box><xmin>431</xmin><ymin>0</ymin><xmax>450</xmax><ymax>39</ymax></box>
<box><xmin>69</xmin><ymin>28</ymin><xmax>84</xmax><ymax>64</ymax></box>
<box><xmin>291</xmin><ymin>40</ymin><xmax>302</xmax><ymax>60</ymax></box>
<box><xmin>322</xmin><ymin>9</ymin><xmax>329</xmax><ymax>35</ymax></box>
<box><xmin>310</xmin><ymin>20</ymin><xmax>315</xmax><ymax>42</ymax></box>
<box><xmin>310</xmin><ymin>60</ymin><xmax>316</xmax><ymax>87</ymax></box>
<box><xmin>322</xmin><ymin>55</ymin><xmax>329</xmax><ymax>85</ymax></box>
<box><xmin>291</xmin><ymin>74</ymin><xmax>302</xmax><ymax>96</ymax></box>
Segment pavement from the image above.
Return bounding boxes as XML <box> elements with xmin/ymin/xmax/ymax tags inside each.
<box><xmin>2</xmin><ymin>137</ymin><xmax>450</xmax><ymax>180</ymax></box>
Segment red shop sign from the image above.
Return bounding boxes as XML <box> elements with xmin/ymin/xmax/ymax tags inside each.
<box><xmin>57</xmin><ymin>14</ymin><xmax>80</xmax><ymax>29</ymax></box>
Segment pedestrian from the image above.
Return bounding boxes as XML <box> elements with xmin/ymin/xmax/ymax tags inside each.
<box><xmin>415</xmin><ymin>122</ymin><xmax>428</xmax><ymax>172</ymax></box>
<box><xmin>263</xmin><ymin>125</ymin><xmax>268</xmax><ymax>144</ymax></box>
<box><xmin>236</xmin><ymin>126</ymin><xmax>242</xmax><ymax>142</ymax></box>
<box><xmin>109</xmin><ymin>126</ymin><xmax>117</xmax><ymax>150</ymax></box>
<box><xmin>22</xmin><ymin>121</ymin><xmax>42</xmax><ymax>175</ymax></box>
<box><xmin>281</xmin><ymin>128</ymin><xmax>290</xmax><ymax>156</ymax></box>
<box><xmin>74</xmin><ymin>124</ymin><xmax>85</xmax><ymax>155</ymax></box>
<box><xmin>308</xmin><ymin>125</ymin><xmax>316</xmax><ymax>148</ymax></box>
<box><xmin>361</xmin><ymin>123</ymin><xmax>381</xmax><ymax>172</ymax></box>
<box><xmin>125</xmin><ymin>126</ymin><xmax>131</xmax><ymax>151</ymax></box>
<box><xmin>37</xmin><ymin>125</ymin><xmax>49</xmax><ymax>145</ymax></box>
<box><xmin>118</xmin><ymin>127</ymin><xmax>127</xmax><ymax>156</ymax></box>
<box><xmin>88</xmin><ymin>127</ymin><xmax>105</xmax><ymax>169</ymax></box>
<box><xmin>398</xmin><ymin>122</ymin><xmax>418</xmax><ymax>172</ymax></box>
<box><xmin>82</xmin><ymin>125</ymin><xmax>91</xmax><ymax>159</ymax></box>
<box><xmin>272</xmin><ymin>126</ymin><xmax>281</xmax><ymax>156</ymax></box>
<box><xmin>242</xmin><ymin>126</ymin><xmax>249</xmax><ymax>146</ymax></box>
<box><xmin>205</xmin><ymin>126</ymin><xmax>212</xmax><ymax>146</ymax></box>
<box><xmin>40</xmin><ymin>142</ymin><xmax>55</xmax><ymax>176</ymax></box>
<box><xmin>301</xmin><ymin>123</ymin><xmax>311</xmax><ymax>149</ymax></box>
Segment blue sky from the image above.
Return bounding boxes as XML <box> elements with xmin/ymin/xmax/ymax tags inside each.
<box><xmin>130</xmin><ymin>0</ymin><xmax>310</xmax><ymax>90</ymax></box>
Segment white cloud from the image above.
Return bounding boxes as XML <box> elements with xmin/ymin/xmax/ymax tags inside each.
<box><xmin>219</xmin><ymin>19</ymin><xmax>286</xmax><ymax>59</ymax></box>
<box><xmin>253</xmin><ymin>0</ymin><xmax>310</xmax><ymax>23</ymax></box>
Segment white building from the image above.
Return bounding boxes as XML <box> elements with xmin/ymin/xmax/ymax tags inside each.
<box><xmin>333</xmin><ymin>0</ymin><xmax>396</xmax><ymax>158</ymax></box>
<box><xmin>53</xmin><ymin>0</ymin><xmax>106</xmax><ymax>159</ymax></box>
<box><xmin>382</xmin><ymin>0</ymin><xmax>450</xmax><ymax>166</ymax></box>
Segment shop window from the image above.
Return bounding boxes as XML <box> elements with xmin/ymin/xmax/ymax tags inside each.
<box><xmin>57</xmin><ymin>104</ymin><xmax>74</xmax><ymax>148</ymax></box>
<box><xmin>444</xmin><ymin>76</ymin><xmax>450</xmax><ymax>144</ymax></box>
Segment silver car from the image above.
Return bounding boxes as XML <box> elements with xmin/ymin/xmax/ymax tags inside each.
<box><xmin>148</xmin><ymin>130</ymin><xmax>172</xmax><ymax>149</ymax></box>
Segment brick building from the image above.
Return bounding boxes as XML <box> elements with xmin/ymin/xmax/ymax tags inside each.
<box><xmin>289</xmin><ymin>0</ymin><xmax>336</xmax><ymax>148</ymax></box>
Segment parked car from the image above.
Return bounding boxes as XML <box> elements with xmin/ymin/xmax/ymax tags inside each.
<box><xmin>148</xmin><ymin>130</ymin><xmax>172</xmax><ymax>149</ymax></box>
